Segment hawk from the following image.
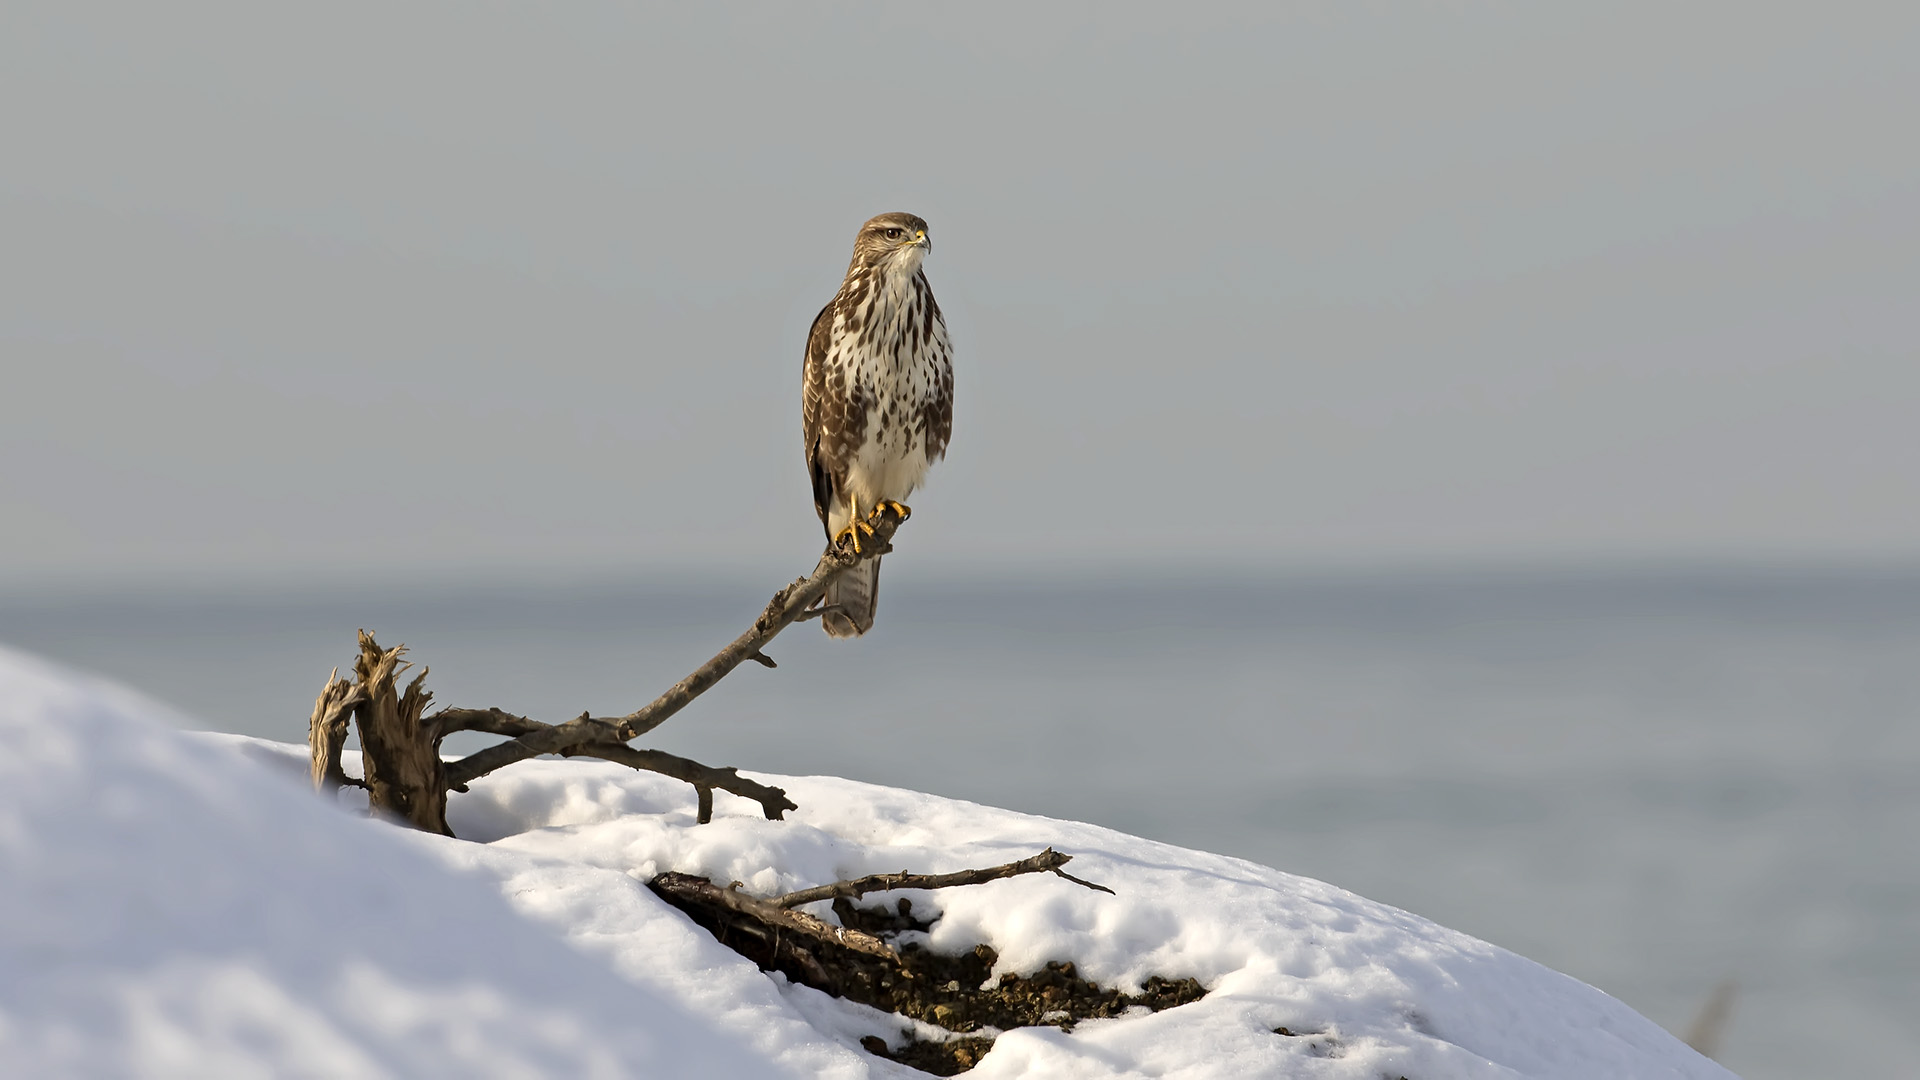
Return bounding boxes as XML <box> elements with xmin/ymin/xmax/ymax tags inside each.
<box><xmin>802</xmin><ymin>212</ymin><xmax>955</xmax><ymax>638</ymax></box>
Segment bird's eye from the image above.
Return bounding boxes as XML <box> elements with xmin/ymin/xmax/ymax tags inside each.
<box><xmin>884</xmin><ymin>227</ymin><xmax>903</xmax><ymax>240</ymax></box>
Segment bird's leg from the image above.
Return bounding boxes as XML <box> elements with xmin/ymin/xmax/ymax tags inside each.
<box><xmin>833</xmin><ymin>494</ymin><xmax>877</xmax><ymax>553</ymax></box>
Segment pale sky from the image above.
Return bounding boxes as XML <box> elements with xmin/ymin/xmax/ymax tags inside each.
<box><xmin>3</xmin><ymin>3</ymin><xmax>1916</xmax><ymax>591</ymax></box>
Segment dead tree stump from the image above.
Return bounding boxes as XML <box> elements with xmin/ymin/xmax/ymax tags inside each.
<box><xmin>347</xmin><ymin>631</ymin><xmax>450</xmax><ymax>835</ymax></box>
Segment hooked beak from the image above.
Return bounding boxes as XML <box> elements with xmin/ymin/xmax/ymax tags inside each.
<box><xmin>912</xmin><ymin>229</ymin><xmax>930</xmax><ymax>253</ymax></box>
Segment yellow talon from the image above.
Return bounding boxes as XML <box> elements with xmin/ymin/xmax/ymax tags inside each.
<box><xmin>833</xmin><ymin>496</ymin><xmax>907</xmax><ymax>553</ymax></box>
<box><xmin>834</xmin><ymin>495</ymin><xmax>869</xmax><ymax>553</ymax></box>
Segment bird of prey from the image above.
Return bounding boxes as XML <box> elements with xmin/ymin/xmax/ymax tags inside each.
<box><xmin>802</xmin><ymin>212</ymin><xmax>955</xmax><ymax>638</ymax></box>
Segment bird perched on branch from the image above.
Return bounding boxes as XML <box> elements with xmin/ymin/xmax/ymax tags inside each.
<box><xmin>802</xmin><ymin>212</ymin><xmax>955</xmax><ymax>638</ymax></box>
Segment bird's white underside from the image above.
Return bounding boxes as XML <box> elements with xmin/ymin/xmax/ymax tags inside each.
<box><xmin>822</xmin><ymin>243</ymin><xmax>945</xmax><ymax>537</ymax></box>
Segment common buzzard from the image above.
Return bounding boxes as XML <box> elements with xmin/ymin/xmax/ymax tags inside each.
<box><xmin>801</xmin><ymin>212</ymin><xmax>955</xmax><ymax>638</ymax></box>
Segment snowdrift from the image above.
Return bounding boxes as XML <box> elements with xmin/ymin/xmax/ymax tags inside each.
<box><xmin>0</xmin><ymin>646</ymin><xmax>1730</xmax><ymax>1079</ymax></box>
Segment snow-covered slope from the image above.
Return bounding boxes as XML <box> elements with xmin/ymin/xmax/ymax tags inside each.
<box><xmin>0</xmin><ymin>647</ymin><xmax>777</xmax><ymax>1078</ymax></box>
<box><xmin>0</xmin><ymin>646</ymin><xmax>1732</xmax><ymax>1079</ymax></box>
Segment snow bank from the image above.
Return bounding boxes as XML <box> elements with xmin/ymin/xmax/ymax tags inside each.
<box><xmin>0</xmin><ymin>645</ymin><xmax>1732</xmax><ymax>1079</ymax></box>
<box><xmin>0</xmin><ymin>647</ymin><xmax>778</xmax><ymax>1078</ymax></box>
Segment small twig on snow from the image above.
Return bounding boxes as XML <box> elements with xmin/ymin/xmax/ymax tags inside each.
<box><xmin>771</xmin><ymin>847</ymin><xmax>1114</xmax><ymax>909</ymax></box>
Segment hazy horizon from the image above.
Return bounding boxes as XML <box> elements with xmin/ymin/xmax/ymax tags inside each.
<box><xmin>10</xmin><ymin>551</ymin><xmax>1920</xmax><ymax>610</ymax></box>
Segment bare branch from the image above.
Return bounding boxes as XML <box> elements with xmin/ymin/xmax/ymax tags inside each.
<box><xmin>649</xmin><ymin>872</ymin><xmax>898</xmax><ymax>960</ymax></box>
<box><xmin>441</xmin><ymin>711</ymin><xmax>628</xmax><ymax>790</ymax></box>
<box><xmin>606</xmin><ymin>510</ymin><xmax>901</xmax><ymax>744</ymax></box>
<box><xmin>435</xmin><ymin>509</ymin><xmax>904</xmax><ymax>790</ymax></box>
<box><xmin>434</xmin><ymin>706</ymin><xmax>545</xmax><ymax>738</ymax></box>
<box><xmin>435</xmin><ymin>713</ymin><xmax>795</xmax><ymax>817</ymax></box>
<box><xmin>560</xmin><ymin>742</ymin><xmax>796</xmax><ymax>821</ymax></box>
<box><xmin>770</xmin><ymin>848</ymin><xmax>1112</xmax><ymax>909</ymax></box>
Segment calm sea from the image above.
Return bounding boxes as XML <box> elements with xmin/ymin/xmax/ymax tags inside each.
<box><xmin>7</xmin><ymin>567</ymin><xmax>1917</xmax><ymax>1079</ymax></box>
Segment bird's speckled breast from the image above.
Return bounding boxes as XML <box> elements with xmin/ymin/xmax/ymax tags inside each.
<box><xmin>826</xmin><ymin>266</ymin><xmax>951</xmax><ymax>524</ymax></box>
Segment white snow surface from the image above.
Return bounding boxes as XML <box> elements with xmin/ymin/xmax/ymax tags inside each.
<box><xmin>0</xmin><ymin>646</ymin><xmax>1732</xmax><ymax>1079</ymax></box>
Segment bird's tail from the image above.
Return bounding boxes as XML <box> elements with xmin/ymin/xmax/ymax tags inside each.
<box><xmin>821</xmin><ymin>556</ymin><xmax>880</xmax><ymax>639</ymax></box>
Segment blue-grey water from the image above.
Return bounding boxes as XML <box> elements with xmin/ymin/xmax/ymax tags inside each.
<box><xmin>6</xmin><ymin>567</ymin><xmax>1917</xmax><ymax>1079</ymax></box>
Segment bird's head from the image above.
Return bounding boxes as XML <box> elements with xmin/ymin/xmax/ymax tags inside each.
<box><xmin>850</xmin><ymin>212</ymin><xmax>931</xmax><ymax>275</ymax></box>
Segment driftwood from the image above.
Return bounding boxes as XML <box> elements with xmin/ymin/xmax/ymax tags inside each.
<box><xmin>652</xmin><ymin>872</ymin><xmax>899</xmax><ymax>960</ymax></box>
<box><xmin>650</xmin><ymin>852</ymin><xmax>1196</xmax><ymax>1076</ymax></box>
<box><xmin>296</xmin><ymin>514</ymin><xmax>1201</xmax><ymax>1075</ymax></box>
<box><xmin>348</xmin><ymin>635</ymin><xmax>452</xmax><ymax>834</ymax></box>
<box><xmin>652</xmin><ymin>849</ymin><xmax>1112</xmax><ymax>962</ymax></box>
<box><xmin>305</xmin><ymin>507</ymin><xmax>903</xmax><ymax>834</ymax></box>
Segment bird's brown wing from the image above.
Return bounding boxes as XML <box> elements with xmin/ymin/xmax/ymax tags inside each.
<box><xmin>917</xmin><ymin>272</ymin><xmax>954</xmax><ymax>464</ymax></box>
<box><xmin>801</xmin><ymin>300</ymin><xmax>838</xmax><ymax>538</ymax></box>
